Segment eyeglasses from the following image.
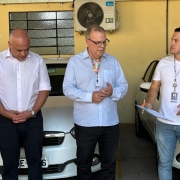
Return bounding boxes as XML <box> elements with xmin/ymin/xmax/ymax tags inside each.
<box><xmin>87</xmin><ymin>38</ymin><xmax>110</xmax><ymax>47</ymax></box>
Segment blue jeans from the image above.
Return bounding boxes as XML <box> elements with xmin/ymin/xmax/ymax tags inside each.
<box><xmin>156</xmin><ymin>120</ymin><xmax>180</xmax><ymax>180</ymax></box>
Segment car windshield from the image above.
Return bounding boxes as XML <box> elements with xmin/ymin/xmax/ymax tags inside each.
<box><xmin>142</xmin><ymin>60</ymin><xmax>159</xmax><ymax>82</ymax></box>
<box><xmin>46</xmin><ymin>64</ymin><xmax>67</xmax><ymax>96</ymax></box>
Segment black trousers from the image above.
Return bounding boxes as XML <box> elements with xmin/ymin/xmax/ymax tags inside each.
<box><xmin>0</xmin><ymin>111</ymin><xmax>43</xmax><ymax>180</ymax></box>
<box><xmin>75</xmin><ymin>124</ymin><xmax>119</xmax><ymax>180</ymax></box>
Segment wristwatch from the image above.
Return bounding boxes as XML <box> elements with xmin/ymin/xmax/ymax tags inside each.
<box><xmin>31</xmin><ymin>110</ymin><xmax>36</xmax><ymax>117</ymax></box>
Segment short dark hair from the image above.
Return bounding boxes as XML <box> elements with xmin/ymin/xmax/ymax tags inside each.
<box><xmin>175</xmin><ymin>27</ymin><xmax>180</xmax><ymax>32</ymax></box>
<box><xmin>85</xmin><ymin>24</ymin><xmax>105</xmax><ymax>39</ymax></box>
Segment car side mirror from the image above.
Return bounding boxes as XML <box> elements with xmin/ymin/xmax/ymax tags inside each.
<box><xmin>139</xmin><ymin>82</ymin><xmax>151</xmax><ymax>93</ymax></box>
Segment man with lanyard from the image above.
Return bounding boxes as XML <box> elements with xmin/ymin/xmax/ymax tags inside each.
<box><xmin>63</xmin><ymin>24</ymin><xmax>128</xmax><ymax>180</ymax></box>
<box><xmin>145</xmin><ymin>27</ymin><xmax>180</xmax><ymax>180</ymax></box>
<box><xmin>0</xmin><ymin>28</ymin><xmax>51</xmax><ymax>180</ymax></box>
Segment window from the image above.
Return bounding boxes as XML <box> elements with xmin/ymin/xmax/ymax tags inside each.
<box><xmin>47</xmin><ymin>63</ymin><xmax>67</xmax><ymax>96</ymax></box>
<box><xmin>142</xmin><ymin>60</ymin><xmax>159</xmax><ymax>82</ymax></box>
<box><xmin>9</xmin><ymin>11</ymin><xmax>74</xmax><ymax>55</ymax></box>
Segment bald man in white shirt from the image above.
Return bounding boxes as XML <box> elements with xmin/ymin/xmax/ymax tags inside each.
<box><xmin>0</xmin><ymin>29</ymin><xmax>51</xmax><ymax>180</ymax></box>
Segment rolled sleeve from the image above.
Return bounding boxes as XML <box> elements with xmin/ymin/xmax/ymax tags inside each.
<box><xmin>39</xmin><ymin>59</ymin><xmax>51</xmax><ymax>91</ymax></box>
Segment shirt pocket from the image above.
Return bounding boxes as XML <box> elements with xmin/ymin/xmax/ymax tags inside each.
<box><xmin>103</xmin><ymin>70</ymin><xmax>115</xmax><ymax>88</ymax></box>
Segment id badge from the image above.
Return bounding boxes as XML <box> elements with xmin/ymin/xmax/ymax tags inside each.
<box><xmin>96</xmin><ymin>81</ymin><xmax>100</xmax><ymax>87</ymax></box>
<box><xmin>171</xmin><ymin>92</ymin><xmax>178</xmax><ymax>103</ymax></box>
<box><xmin>95</xmin><ymin>79</ymin><xmax>100</xmax><ymax>90</ymax></box>
<box><xmin>96</xmin><ymin>76</ymin><xmax>100</xmax><ymax>87</ymax></box>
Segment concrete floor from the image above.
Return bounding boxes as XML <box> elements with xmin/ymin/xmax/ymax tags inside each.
<box><xmin>119</xmin><ymin>123</ymin><xmax>158</xmax><ymax>180</ymax></box>
<box><xmin>119</xmin><ymin>123</ymin><xmax>180</xmax><ymax>180</ymax></box>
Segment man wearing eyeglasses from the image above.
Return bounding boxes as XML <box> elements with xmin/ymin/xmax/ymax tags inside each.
<box><xmin>63</xmin><ymin>24</ymin><xmax>128</xmax><ymax>180</ymax></box>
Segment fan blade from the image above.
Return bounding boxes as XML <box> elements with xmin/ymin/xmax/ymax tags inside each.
<box><xmin>77</xmin><ymin>2</ymin><xmax>104</xmax><ymax>28</ymax></box>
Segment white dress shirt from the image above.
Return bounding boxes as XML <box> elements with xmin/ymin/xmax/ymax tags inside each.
<box><xmin>0</xmin><ymin>49</ymin><xmax>51</xmax><ymax>112</ymax></box>
<box><xmin>63</xmin><ymin>49</ymin><xmax>128</xmax><ymax>127</ymax></box>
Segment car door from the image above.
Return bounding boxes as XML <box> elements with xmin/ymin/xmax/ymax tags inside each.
<box><xmin>144</xmin><ymin>61</ymin><xmax>159</xmax><ymax>137</ymax></box>
<box><xmin>137</xmin><ymin>60</ymin><xmax>159</xmax><ymax>138</ymax></box>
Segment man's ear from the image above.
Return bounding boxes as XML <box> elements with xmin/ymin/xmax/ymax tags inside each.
<box><xmin>8</xmin><ymin>41</ymin><xmax>11</xmax><ymax>48</ymax></box>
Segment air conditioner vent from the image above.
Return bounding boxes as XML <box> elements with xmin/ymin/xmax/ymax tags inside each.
<box><xmin>77</xmin><ymin>2</ymin><xmax>104</xmax><ymax>28</ymax></box>
<box><xmin>75</xmin><ymin>0</ymin><xmax>120</xmax><ymax>33</ymax></box>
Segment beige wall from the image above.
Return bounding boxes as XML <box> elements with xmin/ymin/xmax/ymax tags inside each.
<box><xmin>0</xmin><ymin>1</ymin><xmax>179</xmax><ymax>123</ymax></box>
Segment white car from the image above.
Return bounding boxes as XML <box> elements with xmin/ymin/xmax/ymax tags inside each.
<box><xmin>135</xmin><ymin>59</ymin><xmax>180</xmax><ymax>177</ymax></box>
<box><xmin>0</xmin><ymin>58</ymin><xmax>101</xmax><ymax>179</ymax></box>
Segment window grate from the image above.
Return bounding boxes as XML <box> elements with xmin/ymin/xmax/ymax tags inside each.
<box><xmin>9</xmin><ymin>11</ymin><xmax>74</xmax><ymax>55</ymax></box>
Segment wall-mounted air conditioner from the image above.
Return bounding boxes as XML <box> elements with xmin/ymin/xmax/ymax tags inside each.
<box><xmin>74</xmin><ymin>0</ymin><xmax>120</xmax><ymax>34</ymax></box>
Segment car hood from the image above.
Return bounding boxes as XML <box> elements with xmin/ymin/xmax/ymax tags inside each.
<box><xmin>41</xmin><ymin>107</ymin><xmax>74</xmax><ymax>133</ymax></box>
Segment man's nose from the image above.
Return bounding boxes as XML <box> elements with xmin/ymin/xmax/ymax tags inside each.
<box><xmin>99</xmin><ymin>42</ymin><xmax>105</xmax><ymax>47</ymax></box>
<box><xmin>20</xmin><ymin>51</ymin><xmax>26</xmax><ymax>56</ymax></box>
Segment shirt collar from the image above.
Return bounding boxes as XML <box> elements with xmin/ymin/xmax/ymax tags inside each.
<box><xmin>6</xmin><ymin>48</ymin><xmax>31</xmax><ymax>60</ymax></box>
<box><xmin>82</xmin><ymin>48</ymin><xmax>107</xmax><ymax>61</ymax></box>
<box><xmin>6</xmin><ymin>48</ymin><xmax>12</xmax><ymax>58</ymax></box>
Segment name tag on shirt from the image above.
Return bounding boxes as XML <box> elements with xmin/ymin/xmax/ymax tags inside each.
<box><xmin>171</xmin><ymin>92</ymin><xmax>178</xmax><ymax>103</ymax></box>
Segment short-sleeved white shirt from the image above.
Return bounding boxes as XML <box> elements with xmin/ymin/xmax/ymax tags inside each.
<box><xmin>153</xmin><ymin>55</ymin><xmax>180</xmax><ymax>125</ymax></box>
<box><xmin>0</xmin><ymin>49</ymin><xmax>51</xmax><ymax>112</ymax></box>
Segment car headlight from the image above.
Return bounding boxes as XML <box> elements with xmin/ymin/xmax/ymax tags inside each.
<box><xmin>70</xmin><ymin>127</ymin><xmax>75</xmax><ymax>139</ymax></box>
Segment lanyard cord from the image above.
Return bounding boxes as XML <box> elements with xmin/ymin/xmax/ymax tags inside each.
<box><xmin>92</xmin><ymin>59</ymin><xmax>101</xmax><ymax>83</ymax></box>
<box><xmin>92</xmin><ymin>59</ymin><xmax>101</xmax><ymax>74</ymax></box>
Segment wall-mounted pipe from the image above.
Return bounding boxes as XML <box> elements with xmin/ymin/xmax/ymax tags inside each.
<box><xmin>166</xmin><ymin>0</ymin><xmax>169</xmax><ymax>55</ymax></box>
